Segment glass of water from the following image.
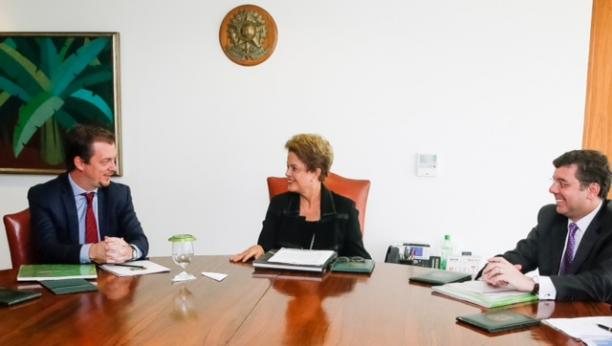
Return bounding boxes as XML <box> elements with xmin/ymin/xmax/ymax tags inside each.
<box><xmin>168</xmin><ymin>234</ymin><xmax>196</xmax><ymax>282</ymax></box>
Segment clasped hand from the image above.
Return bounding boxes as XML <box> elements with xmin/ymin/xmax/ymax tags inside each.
<box><xmin>482</xmin><ymin>257</ymin><xmax>535</xmax><ymax>292</ymax></box>
<box><xmin>89</xmin><ymin>236</ymin><xmax>133</xmax><ymax>264</ymax></box>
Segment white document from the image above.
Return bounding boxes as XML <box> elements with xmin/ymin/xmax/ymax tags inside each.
<box><xmin>99</xmin><ymin>260</ymin><xmax>170</xmax><ymax>277</ymax></box>
<box><xmin>432</xmin><ymin>280</ymin><xmax>537</xmax><ymax>308</ymax></box>
<box><xmin>436</xmin><ymin>281</ymin><xmax>529</xmax><ymax>300</ymax></box>
<box><xmin>268</xmin><ymin>248</ymin><xmax>336</xmax><ymax>266</ymax></box>
<box><xmin>543</xmin><ymin>316</ymin><xmax>612</xmax><ymax>345</ymax></box>
<box><xmin>202</xmin><ymin>272</ymin><xmax>228</xmax><ymax>282</ymax></box>
<box><xmin>457</xmin><ymin>280</ymin><xmax>517</xmax><ymax>293</ymax></box>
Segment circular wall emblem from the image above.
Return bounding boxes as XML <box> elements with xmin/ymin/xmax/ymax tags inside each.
<box><xmin>219</xmin><ymin>4</ymin><xmax>278</xmax><ymax>66</ymax></box>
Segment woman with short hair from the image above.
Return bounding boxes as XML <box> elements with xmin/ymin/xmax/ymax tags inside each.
<box><xmin>231</xmin><ymin>133</ymin><xmax>371</xmax><ymax>262</ymax></box>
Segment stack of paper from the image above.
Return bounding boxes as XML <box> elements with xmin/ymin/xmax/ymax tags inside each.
<box><xmin>432</xmin><ymin>280</ymin><xmax>538</xmax><ymax>308</ymax></box>
<box><xmin>253</xmin><ymin>248</ymin><xmax>337</xmax><ymax>273</ymax></box>
<box><xmin>543</xmin><ymin>316</ymin><xmax>612</xmax><ymax>346</ymax></box>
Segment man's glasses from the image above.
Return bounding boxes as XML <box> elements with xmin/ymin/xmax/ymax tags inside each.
<box><xmin>335</xmin><ymin>256</ymin><xmax>366</xmax><ymax>263</ymax></box>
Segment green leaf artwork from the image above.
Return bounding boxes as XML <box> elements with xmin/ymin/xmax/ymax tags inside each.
<box><xmin>0</xmin><ymin>33</ymin><xmax>118</xmax><ymax>173</ymax></box>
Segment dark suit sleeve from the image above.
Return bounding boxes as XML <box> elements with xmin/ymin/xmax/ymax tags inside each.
<box><xmin>501</xmin><ymin>206</ymin><xmax>553</xmax><ymax>275</ymax></box>
<box><xmin>473</xmin><ymin>227</ymin><xmax>539</xmax><ymax>280</ymax></box>
<box><xmin>474</xmin><ymin>207</ymin><xmax>550</xmax><ymax>279</ymax></box>
<box><xmin>114</xmin><ymin>186</ymin><xmax>148</xmax><ymax>259</ymax></box>
<box><xmin>28</xmin><ymin>186</ymin><xmax>81</xmax><ymax>263</ymax></box>
<box><xmin>501</xmin><ymin>228</ymin><xmax>542</xmax><ymax>274</ymax></box>
<box><xmin>257</xmin><ymin>199</ymin><xmax>282</xmax><ymax>252</ymax></box>
<box><xmin>340</xmin><ymin>206</ymin><xmax>371</xmax><ymax>259</ymax></box>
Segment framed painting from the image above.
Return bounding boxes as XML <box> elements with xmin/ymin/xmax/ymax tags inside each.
<box><xmin>0</xmin><ymin>32</ymin><xmax>122</xmax><ymax>175</ymax></box>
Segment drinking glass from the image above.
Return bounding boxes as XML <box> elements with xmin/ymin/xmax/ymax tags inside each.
<box><xmin>168</xmin><ymin>234</ymin><xmax>196</xmax><ymax>282</ymax></box>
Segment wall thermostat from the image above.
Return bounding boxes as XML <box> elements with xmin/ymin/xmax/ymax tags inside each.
<box><xmin>416</xmin><ymin>153</ymin><xmax>437</xmax><ymax>177</ymax></box>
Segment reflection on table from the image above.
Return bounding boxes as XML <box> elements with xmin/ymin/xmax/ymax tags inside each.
<box><xmin>0</xmin><ymin>256</ymin><xmax>610</xmax><ymax>345</ymax></box>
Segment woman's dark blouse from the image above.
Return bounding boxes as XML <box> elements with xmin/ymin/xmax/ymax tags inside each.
<box><xmin>257</xmin><ymin>184</ymin><xmax>371</xmax><ymax>259</ymax></box>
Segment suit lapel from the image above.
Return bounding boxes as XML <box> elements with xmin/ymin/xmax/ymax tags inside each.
<box><xmin>98</xmin><ymin>188</ymin><xmax>108</xmax><ymax>238</ymax></box>
<box><xmin>60</xmin><ymin>174</ymin><xmax>80</xmax><ymax>244</ymax></box>
<box><xmin>550</xmin><ymin>217</ymin><xmax>567</xmax><ymax>275</ymax></box>
<box><xmin>569</xmin><ymin>202</ymin><xmax>610</xmax><ymax>274</ymax></box>
<box><xmin>320</xmin><ymin>184</ymin><xmax>337</xmax><ymax>219</ymax></box>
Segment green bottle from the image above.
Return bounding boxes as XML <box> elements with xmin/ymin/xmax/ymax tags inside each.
<box><xmin>440</xmin><ymin>234</ymin><xmax>453</xmax><ymax>270</ymax></box>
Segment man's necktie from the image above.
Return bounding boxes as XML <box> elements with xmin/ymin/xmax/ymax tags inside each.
<box><xmin>84</xmin><ymin>192</ymin><xmax>99</xmax><ymax>244</ymax></box>
<box><xmin>559</xmin><ymin>222</ymin><xmax>578</xmax><ymax>275</ymax></box>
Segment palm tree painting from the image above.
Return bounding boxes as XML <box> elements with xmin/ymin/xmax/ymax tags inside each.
<box><xmin>0</xmin><ymin>32</ymin><xmax>120</xmax><ymax>174</ymax></box>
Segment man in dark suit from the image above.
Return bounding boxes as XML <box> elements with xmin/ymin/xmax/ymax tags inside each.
<box><xmin>28</xmin><ymin>125</ymin><xmax>148</xmax><ymax>264</ymax></box>
<box><xmin>482</xmin><ymin>150</ymin><xmax>612</xmax><ymax>302</ymax></box>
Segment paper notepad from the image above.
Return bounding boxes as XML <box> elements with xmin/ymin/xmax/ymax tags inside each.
<box><xmin>99</xmin><ymin>260</ymin><xmax>170</xmax><ymax>277</ymax></box>
<box><xmin>542</xmin><ymin>316</ymin><xmax>612</xmax><ymax>342</ymax></box>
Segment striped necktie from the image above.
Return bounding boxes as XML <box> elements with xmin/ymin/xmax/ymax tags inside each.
<box><xmin>559</xmin><ymin>222</ymin><xmax>578</xmax><ymax>275</ymax></box>
<box><xmin>83</xmin><ymin>192</ymin><xmax>99</xmax><ymax>243</ymax></box>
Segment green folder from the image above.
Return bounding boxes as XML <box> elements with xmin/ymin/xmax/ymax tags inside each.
<box><xmin>40</xmin><ymin>279</ymin><xmax>98</xmax><ymax>295</ymax></box>
<box><xmin>330</xmin><ymin>259</ymin><xmax>375</xmax><ymax>274</ymax></box>
<box><xmin>456</xmin><ymin>310</ymin><xmax>540</xmax><ymax>333</ymax></box>
<box><xmin>17</xmin><ymin>264</ymin><xmax>97</xmax><ymax>281</ymax></box>
<box><xmin>0</xmin><ymin>287</ymin><xmax>42</xmax><ymax>306</ymax></box>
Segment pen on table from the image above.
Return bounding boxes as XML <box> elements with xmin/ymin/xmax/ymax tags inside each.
<box><xmin>597</xmin><ymin>323</ymin><xmax>612</xmax><ymax>332</ymax></box>
<box><xmin>107</xmin><ymin>263</ymin><xmax>146</xmax><ymax>269</ymax></box>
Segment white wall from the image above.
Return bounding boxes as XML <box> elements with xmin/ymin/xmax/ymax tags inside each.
<box><xmin>0</xmin><ymin>0</ymin><xmax>592</xmax><ymax>270</ymax></box>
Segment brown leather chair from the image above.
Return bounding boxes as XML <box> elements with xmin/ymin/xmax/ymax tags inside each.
<box><xmin>3</xmin><ymin>208</ymin><xmax>36</xmax><ymax>269</ymax></box>
<box><xmin>266</xmin><ymin>172</ymin><xmax>371</xmax><ymax>233</ymax></box>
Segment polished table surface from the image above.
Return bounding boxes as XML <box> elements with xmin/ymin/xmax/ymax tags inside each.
<box><xmin>0</xmin><ymin>256</ymin><xmax>610</xmax><ymax>345</ymax></box>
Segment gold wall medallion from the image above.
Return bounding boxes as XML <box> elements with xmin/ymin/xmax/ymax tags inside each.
<box><xmin>219</xmin><ymin>4</ymin><xmax>278</xmax><ymax>66</ymax></box>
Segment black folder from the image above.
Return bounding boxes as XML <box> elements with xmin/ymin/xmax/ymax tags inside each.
<box><xmin>331</xmin><ymin>259</ymin><xmax>375</xmax><ymax>274</ymax></box>
<box><xmin>456</xmin><ymin>310</ymin><xmax>539</xmax><ymax>333</ymax></box>
<box><xmin>0</xmin><ymin>287</ymin><xmax>42</xmax><ymax>306</ymax></box>
<box><xmin>40</xmin><ymin>279</ymin><xmax>98</xmax><ymax>295</ymax></box>
<box><xmin>409</xmin><ymin>270</ymin><xmax>472</xmax><ymax>285</ymax></box>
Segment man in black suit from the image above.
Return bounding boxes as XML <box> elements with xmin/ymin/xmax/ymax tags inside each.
<box><xmin>482</xmin><ymin>150</ymin><xmax>612</xmax><ymax>302</ymax></box>
<box><xmin>28</xmin><ymin>125</ymin><xmax>148</xmax><ymax>264</ymax></box>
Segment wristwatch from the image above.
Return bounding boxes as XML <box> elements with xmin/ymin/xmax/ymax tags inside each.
<box><xmin>531</xmin><ymin>282</ymin><xmax>540</xmax><ymax>295</ymax></box>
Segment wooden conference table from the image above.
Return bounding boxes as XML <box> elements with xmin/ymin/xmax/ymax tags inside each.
<box><xmin>0</xmin><ymin>256</ymin><xmax>609</xmax><ymax>345</ymax></box>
